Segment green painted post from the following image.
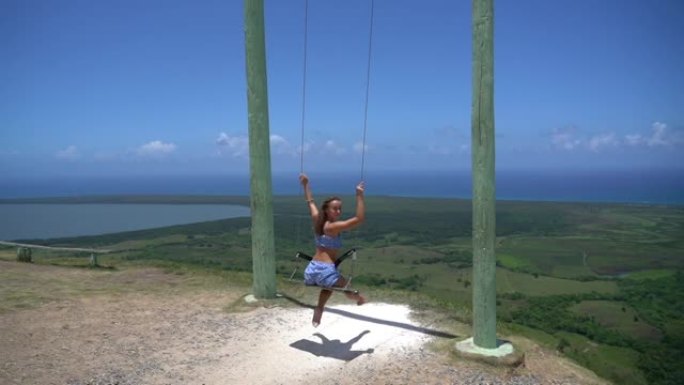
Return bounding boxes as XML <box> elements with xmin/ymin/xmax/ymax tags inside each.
<box><xmin>244</xmin><ymin>0</ymin><xmax>276</xmax><ymax>298</ymax></box>
<box><xmin>471</xmin><ymin>0</ymin><xmax>496</xmax><ymax>348</ymax></box>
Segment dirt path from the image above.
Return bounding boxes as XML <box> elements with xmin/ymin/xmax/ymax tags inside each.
<box><xmin>0</xmin><ymin>261</ymin><xmax>608</xmax><ymax>385</ymax></box>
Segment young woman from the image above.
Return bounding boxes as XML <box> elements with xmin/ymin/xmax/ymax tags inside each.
<box><xmin>299</xmin><ymin>173</ymin><xmax>367</xmax><ymax>327</ymax></box>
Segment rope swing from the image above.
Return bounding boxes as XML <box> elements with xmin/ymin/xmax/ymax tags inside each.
<box><xmin>290</xmin><ymin>0</ymin><xmax>376</xmax><ymax>293</ymax></box>
<box><xmin>299</xmin><ymin>0</ymin><xmax>310</xmax><ymax>174</ymax></box>
<box><xmin>299</xmin><ymin>0</ymin><xmax>375</xmax><ymax>179</ymax></box>
<box><xmin>360</xmin><ymin>0</ymin><xmax>375</xmax><ymax>181</ymax></box>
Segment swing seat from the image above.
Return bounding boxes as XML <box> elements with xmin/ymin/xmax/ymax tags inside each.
<box><xmin>303</xmin><ymin>281</ymin><xmax>359</xmax><ymax>295</ymax></box>
<box><xmin>292</xmin><ymin>248</ymin><xmax>359</xmax><ymax>294</ymax></box>
<box><xmin>295</xmin><ymin>248</ymin><xmax>357</xmax><ymax>268</ymax></box>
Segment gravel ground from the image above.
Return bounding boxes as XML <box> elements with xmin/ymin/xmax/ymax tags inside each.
<box><xmin>0</xmin><ymin>262</ymin><xmax>609</xmax><ymax>385</ymax></box>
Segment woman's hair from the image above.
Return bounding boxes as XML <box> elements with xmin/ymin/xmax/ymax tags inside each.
<box><xmin>315</xmin><ymin>196</ymin><xmax>341</xmax><ymax>235</ymax></box>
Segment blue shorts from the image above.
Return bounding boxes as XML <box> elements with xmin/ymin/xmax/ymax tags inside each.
<box><xmin>304</xmin><ymin>260</ymin><xmax>341</xmax><ymax>288</ymax></box>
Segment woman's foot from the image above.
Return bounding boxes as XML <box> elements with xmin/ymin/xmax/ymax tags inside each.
<box><xmin>312</xmin><ymin>306</ymin><xmax>323</xmax><ymax>327</ymax></box>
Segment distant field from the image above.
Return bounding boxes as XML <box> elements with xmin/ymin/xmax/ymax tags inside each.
<box><xmin>570</xmin><ymin>300</ymin><xmax>662</xmax><ymax>341</ymax></box>
<box><xmin>624</xmin><ymin>269</ymin><xmax>677</xmax><ymax>280</ymax></box>
<box><xmin>497</xmin><ymin>235</ymin><xmax>681</xmax><ymax>277</ymax></box>
<box><xmin>496</xmin><ymin>269</ymin><xmax>619</xmax><ymax>296</ymax></box>
<box><xmin>556</xmin><ymin>331</ymin><xmax>648</xmax><ymax>385</ymax></box>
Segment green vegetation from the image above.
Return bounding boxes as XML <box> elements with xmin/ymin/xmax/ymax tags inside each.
<box><xmin>570</xmin><ymin>300</ymin><xmax>662</xmax><ymax>340</ymax></box>
<box><xmin>556</xmin><ymin>331</ymin><xmax>648</xmax><ymax>385</ymax></box>
<box><xmin>2</xmin><ymin>195</ymin><xmax>682</xmax><ymax>384</ymax></box>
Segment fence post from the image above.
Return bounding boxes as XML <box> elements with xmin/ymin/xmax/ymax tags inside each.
<box><xmin>90</xmin><ymin>252</ymin><xmax>98</xmax><ymax>267</ymax></box>
<box><xmin>16</xmin><ymin>247</ymin><xmax>32</xmax><ymax>263</ymax></box>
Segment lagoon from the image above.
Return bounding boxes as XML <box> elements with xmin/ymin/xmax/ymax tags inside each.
<box><xmin>0</xmin><ymin>204</ymin><xmax>250</xmax><ymax>241</ymax></box>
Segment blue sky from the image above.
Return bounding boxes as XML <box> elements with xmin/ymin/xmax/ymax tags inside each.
<box><xmin>1</xmin><ymin>0</ymin><xmax>682</xmax><ymax>178</ymax></box>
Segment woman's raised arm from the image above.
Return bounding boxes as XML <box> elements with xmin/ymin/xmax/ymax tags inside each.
<box><xmin>300</xmin><ymin>174</ymin><xmax>319</xmax><ymax>224</ymax></box>
<box><xmin>326</xmin><ymin>181</ymin><xmax>365</xmax><ymax>233</ymax></box>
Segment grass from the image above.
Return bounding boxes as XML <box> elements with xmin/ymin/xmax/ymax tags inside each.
<box><xmin>503</xmin><ymin>323</ymin><xmax>559</xmax><ymax>348</ymax></box>
<box><xmin>497</xmin><ymin>253</ymin><xmax>532</xmax><ymax>270</ymax></box>
<box><xmin>570</xmin><ymin>300</ymin><xmax>663</xmax><ymax>341</ymax></box>
<box><xmin>496</xmin><ymin>269</ymin><xmax>619</xmax><ymax>296</ymax></box>
<box><xmin>0</xmin><ymin>254</ymin><xmax>254</xmax><ymax>313</ymax></box>
<box><xmin>557</xmin><ymin>331</ymin><xmax>649</xmax><ymax>385</ymax></box>
<box><xmin>624</xmin><ymin>269</ymin><xmax>677</xmax><ymax>280</ymax></box>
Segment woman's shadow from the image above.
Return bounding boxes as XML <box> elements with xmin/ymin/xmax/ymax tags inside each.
<box><xmin>289</xmin><ymin>330</ymin><xmax>374</xmax><ymax>361</ymax></box>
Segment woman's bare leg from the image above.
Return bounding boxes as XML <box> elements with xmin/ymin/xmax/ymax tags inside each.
<box><xmin>312</xmin><ymin>276</ymin><xmax>367</xmax><ymax>327</ymax></box>
<box><xmin>313</xmin><ymin>289</ymin><xmax>332</xmax><ymax>327</ymax></box>
<box><xmin>336</xmin><ymin>277</ymin><xmax>366</xmax><ymax>305</ymax></box>
<box><xmin>344</xmin><ymin>291</ymin><xmax>366</xmax><ymax>305</ymax></box>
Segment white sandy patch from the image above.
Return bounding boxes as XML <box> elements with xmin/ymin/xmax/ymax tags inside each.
<box><xmin>200</xmin><ymin>303</ymin><xmax>430</xmax><ymax>385</ymax></box>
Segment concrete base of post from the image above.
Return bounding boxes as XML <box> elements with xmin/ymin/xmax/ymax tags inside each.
<box><xmin>243</xmin><ymin>294</ymin><xmax>260</xmax><ymax>304</ymax></box>
<box><xmin>454</xmin><ymin>337</ymin><xmax>523</xmax><ymax>367</ymax></box>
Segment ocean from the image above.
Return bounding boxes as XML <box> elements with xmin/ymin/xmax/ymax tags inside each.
<box><xmin>1</xmin><ymin>170</ymin><xmax>682</xmax><ymax>205</ymax></box>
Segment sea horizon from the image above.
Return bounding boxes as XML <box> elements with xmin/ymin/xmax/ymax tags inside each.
<box><xmin>1</xmin><ymin>169</ymin><xmax>682</xmax><ymax>205</ymax></box>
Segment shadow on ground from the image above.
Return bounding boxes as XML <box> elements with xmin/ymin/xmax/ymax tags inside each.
<box><xmin>278</xmin><ymin>292</ymin><xmax>458</xmax><ymax>339</ymax></box>
<box><xmin>289</xmin><ymin>330</ymin><xmax>375</xmax><ymax>361</ymax></box>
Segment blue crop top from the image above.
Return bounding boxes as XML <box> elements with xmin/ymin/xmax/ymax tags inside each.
<box><xmin>315</xmin><ymin>234</ymin><xmax>342</xmax><ymax>250</ymax></box>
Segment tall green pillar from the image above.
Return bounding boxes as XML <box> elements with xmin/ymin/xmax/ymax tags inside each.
<box><xmin>244</xmin><ymin>0</ymin><xmax>276</xmax><ymax>298</ymax></box>
<box><xmin>471</xmin><ymin>0</ymin><xmax>496</xmax><ymax>349</ymax></box>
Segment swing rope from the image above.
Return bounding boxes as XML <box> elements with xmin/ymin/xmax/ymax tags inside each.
<box><xmin>299</xmin><ymin>0</ymin><xmax>309</xmax><ymax>174</ymax></box>
<box><xmin>291</xmin><ymin>0</ymin><xmax>375</xmax><ymax>293</ymax></box>
<box><xmin>360</xmin><ymin>0</ymin><xmax>375</xmax><ymax>182</ymax></box>
<box><xmin>299</xmin><ymin>0</ymin><xmax>375</xmax><ymax>179</ymax></box>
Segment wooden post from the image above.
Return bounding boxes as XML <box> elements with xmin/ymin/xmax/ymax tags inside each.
<box><xmin>471</xmin><ymin>0</ymin><xmax>496</xmax><ymax>349</ymax></box>
<box><xmin>244</xmin><ymin>0</ymin><xmax>277</xmax><ymax>298</ymax></box>
<box><xmin>90</xmin><ymin>252</ymin><xmax>98</xmax><ymax>267</ymax></box>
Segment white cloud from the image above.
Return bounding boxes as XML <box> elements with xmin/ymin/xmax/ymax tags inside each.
<box><xmin>353</xmin><ymin>141</ymin><xmax>370</xmax><ymax>154</ymax></box>
<box><xmin>551</xmin><ymin>127</ymin><xmax>582</xmax><ymax>150</ymax></box>
<box><xmin>550</xmin><ymin>122</ymin><xmax>683</xmax><ymax>153</ymax></box>
<box><xmin>588</xmin><ymin>133</ymin><xmax>619</xmax><ymax>152</ymax></box>
<box><xmin>647</xmin><ymin>121</ymin><xmax>669</xmax><ymax>146</ymax></box>
<box><xmin>137</xmin><ymin>140</ymin><xmax>176</xmax><ymax>157</ymax></box>
<box><xmin>625</xmin><ymin>134</ymin><xmax>644</xmax><ymax>146</ymax></box>
<box><xmin>56</xmin><ymin>145</ymin><xmax>80</xmax><ymax>160</ymax></box>
<box><xmin>324</xmin><ymin>140</ymin><xmax>347</xmax><ymax>155</ymax></box>
<box><xmin>216</xmin><ymin>133</ymin><xmax>248</xmax><ymax>157</ymax></box>
<box><xmin>623</xmin><ymin>122</ymin><xmax>683</xmax><ymax>148</ymax></box>
<box><xmin>270</xmin><ymin>134</ymin><xmax>298</xmax><ymax>156</ymax></box>
<box><xmin>294</xmin><ymin>139</ymin><xmax>347</xmax><ymax>156</ymax></box>
<box><xmin>646</xmin><ymin>121</ymin><xmax>679</xmax><ymax>147</ymax></box>
<box><xmin>301</xmin><ymin>141</ymin><xmax>313</xmax><ymax>154</ymax></box>
<box><xmin>270</xmin><ymin>134</ymin><xmax>287</xmax><ymax>147</ymax></box>
<box><xmin>216</xmin><ymin>133</ymin><xmax>355</xmax><ymax>159</ymax></box>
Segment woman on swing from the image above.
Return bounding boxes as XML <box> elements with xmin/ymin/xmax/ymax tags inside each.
<box><xmin>299</xmin><ymin>173</ymin><xmax>367</xmax><ymax>327</ymax></box>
